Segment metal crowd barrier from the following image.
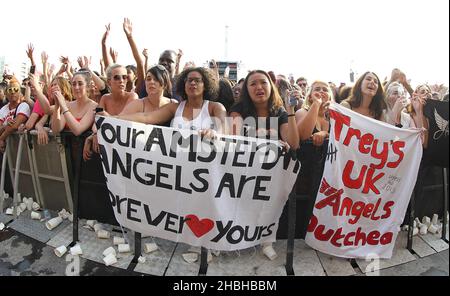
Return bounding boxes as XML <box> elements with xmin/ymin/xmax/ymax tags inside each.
<box><xmin>0</xmin><ymin>132</ymin><xmax>74</xmax><ymax>213</ymax></box>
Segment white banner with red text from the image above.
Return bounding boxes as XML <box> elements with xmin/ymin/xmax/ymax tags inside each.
<box><xmin>305</xmin><ymin>103</ymin><xmax>423</xmax><ymax>259</ymax></box>
<box><xmin>96</xmin><ymin>116</ymin><xmax>299</xmax><ymax>251</ymax></box>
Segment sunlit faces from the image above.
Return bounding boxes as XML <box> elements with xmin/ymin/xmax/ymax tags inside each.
<box><xmin>247</xmin><ymin>73</ymin><xmax>271</xmax><ymax>105</ymax></box>
<box><xmin>145</xmin><ymin>72</ymin><xmax>164</xmax><ymax>96</ymax></box>
<box><xmin>109</xmin><ymin>67</ymin><xmax>128</xmax><ymax>91</ymax></box>
<box><xmin>310</xmin><ymin>82</ymin><xmax>331</xmax><ymax>103</ymax></box>
<box><xmin>184</xmin><ymin>71</ymin><xmax>204</xmax><ymax>98</ymax></box>
<box><xmin>361</xmin><ymin>73</ymin><xmax>379</xmax><ymax>98</ymax></box>
<box><xmin>415</xmin><ymin>85</ymin><xmax>431</xmax><ymax>101</ymax></box>
<box><xmin>387</xmin><ymin>85</ymin><xmax>405</xmax><ymax>108</ymax></box>
<box><xmin>71</xmin><ymin>75</ymin><xmax>88</xmax><ymax>98</ymax></box>
<box><xmin>5</xmin><ymin>82</ymin><xmax>21</xmax><ymax>102</ymax></box>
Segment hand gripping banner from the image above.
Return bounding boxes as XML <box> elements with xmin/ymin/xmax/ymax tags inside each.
<box><xmin>305</xmin><ymin>103</ymin><xmax>423</xmax><ymax>259</ymax></box>
<box><xmin>96</xmin><ymin>116</ymin><xmax>299</xmax><ymax>251</ymax></box>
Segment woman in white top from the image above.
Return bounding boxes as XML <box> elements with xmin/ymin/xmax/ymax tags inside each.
<box><xmin>116</xmin><ymin>67</ymin><xmax>227</xmax><ymax>135</ymax></box>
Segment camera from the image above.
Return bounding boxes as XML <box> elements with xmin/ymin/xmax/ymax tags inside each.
<box><xmin>29</xmin><ymin>65</ymin><xmax>36</xmax><ymax>75</ymax></box>
<box><xmin>289</xmin><ymin>97</ymin><xmax>298</xmax><ymax>107</ymax></box>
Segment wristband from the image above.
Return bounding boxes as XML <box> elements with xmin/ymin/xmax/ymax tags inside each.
<box><xmin>288</xmin><ymin>114</ymin><xmax>296</xmax><ymax>117</ymax></box>
<box><xmin>62</xmin><ymin>109</ymin><xmax>70</xmax><ymax>115</ymax></box>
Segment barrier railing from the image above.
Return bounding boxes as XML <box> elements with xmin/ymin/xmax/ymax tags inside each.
<box><xmin>1</xmin><ymin>131</ymin><xmax>448</xmax><ymax>274</ymax></box>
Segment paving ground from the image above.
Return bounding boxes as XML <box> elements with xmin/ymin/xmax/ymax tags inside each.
<box><xmin>0</xmin><ymin>216</ymin><xmax>448</xmax><ymax>276</ymax></box>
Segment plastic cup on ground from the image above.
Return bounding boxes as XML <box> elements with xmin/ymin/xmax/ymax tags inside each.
<box><xmin>54</xmin><ymin>246</ymin><xmax>67</xmax><ymax>257</ymax></box>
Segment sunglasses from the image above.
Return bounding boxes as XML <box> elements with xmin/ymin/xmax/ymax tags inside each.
<box><xmin>312</xmin><ymin>87</ymin><xmax>329</xmax><ymax>93</ymax></box>
<box><xmin>298</xmin><ymin>82</ymin><xmax>307</xmax><ymax>87</ymax></box>
<box><xmin>185</xmin><ymin>77</ymin><xmax>203</xmax><ymax>84</ymax></box>
<box><xmin>112</xmin><ymin>75</ymin><xmax>128</xmax><ymax>81</ymax></box>
<box><xmin>6</xmin><ymin>87</ymin><xmax>20</xmax><ymax>94</ymax></box>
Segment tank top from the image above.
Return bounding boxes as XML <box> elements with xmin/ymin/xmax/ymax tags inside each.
<box><xmin>171</xmin><ymin>100</ymin><xmax>215</xmax><ymax>131</ymax></box>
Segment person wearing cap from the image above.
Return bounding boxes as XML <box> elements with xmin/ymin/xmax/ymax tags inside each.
<box><xmin>0</xmin><ymin>78</ymin><xmax>31</xmax><ymax>153</ymax></box>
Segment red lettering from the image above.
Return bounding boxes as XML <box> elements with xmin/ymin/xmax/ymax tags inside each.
<box><xmin>344</xmin><ymin>232</ymin><xmax>355</xmax><ymax>246</ymax></box>
<box><xmin>315</xmin><ymin>189</ymin><xmax>344</xmax><ymax>216</ymax></box>
<box><xmin>354</xmin><ymin>227</ymin><xmax>367</xmax><ymax>246</ymax></box>
<box><xmin>342</xmin><ymin>161</ymin><xmax>366</xmax><ymax>190</ymax></box>
<box><xmin>339</xmin><ymin>197</ymin><xmax>353</xmax><ymax>216</ymax></box>
<box><xmin>307</xmin><ymin>215</ymin><xmax>318</xmax><ymax>233</ymax></box>
<box><xmin>329</xmin><ymin>110</ymin><xmax>351</xmax><ymax>142</ymax></box>
<box><xmin>362</xmin><ymin>203</ymin><xmax>374</xmax><ymax>218</ymax></box>
<box><xmin>370</xmin><ymin>140</ymin><xmax>389</xmax><ymax>170</ymax></box>
<box><xmin>314</xmin><ymin>225</ymin><xmax>334</xmax><ymax>241</ymax></box>
<box><xmin>387</xmin><ymin>141</ymin><xmax>405</xmax><ymax>168</ymax></box>
<box><xmin>381</xmin><ymin>201</ymin><xmax>395</xmax><ymax>219</ymax></box>
<box><xmin>371</xmin><ymin>198</ymin><xmax>382</xmax><ymax>221</ymax></box>
<box><xmin>349</xmin><ymin>201</ymin><xmax>365</xmax><ymax>224</ymax></box>
<box><xmin>319</xmin><ymin>178</ymin><xmax>331</xmax><ymax>194</ymax></box>
<box><xmin>331</xmin><ymin>228</ymin><xmax>345</xmax><ymax>247</ymax></box>
<box><xmin>367</xmin><ymin>231</ymin><xmax>381</xmax><ymax>245</ymax></box>
<box><xmin>380</xmin><ymin>232</ymin><xmax>393</xmax><ymax>245</ymax></box>
<box><xmin>343</xmin><ymin>127</ymin><xmax>361</xmax><ymax>146</ymax></box>
<box><xmin>359</xmin><ymin>133</ymin><xmax>374</xmax><ymax>154</ymax></box>
<box><xmin>362</xmin><ymin>168</ymin><xmax>384</xmax><ymax>195</ymax></box>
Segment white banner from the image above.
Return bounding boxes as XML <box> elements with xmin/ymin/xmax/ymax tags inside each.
<box><xmin>305</xmin><ymin>103</ymin><xmax>423</xmax><ymax>259</ymax></box>
<box><xmin>96</xmin><ymin>116</ymin><xmax>299</xmax><ymax>251</ymax></box>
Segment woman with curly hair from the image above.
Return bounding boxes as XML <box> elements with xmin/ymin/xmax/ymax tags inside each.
<box><xmin>341</xmin><ymin>71</ymin><xmax>387</xmax><ymax>121</ymax></box>
<box><xmin>116</xmin><ymin>67</ymin><xmax>226</xmax><ymax>135</ymax></box>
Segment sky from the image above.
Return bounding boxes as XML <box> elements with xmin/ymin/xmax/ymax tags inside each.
<box><xmin>1</xmin><ymin>0</ymin><xmax>449</xmax><ymax>86</ymax></box>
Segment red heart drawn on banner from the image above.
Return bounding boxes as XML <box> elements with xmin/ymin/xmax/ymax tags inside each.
<box><xmin>185</xmin><ymin>215</ymin><xmax>215</xmax><ymax>238</ymax></box>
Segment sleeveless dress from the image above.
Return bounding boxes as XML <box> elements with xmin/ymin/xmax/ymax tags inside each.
<box><xmin>170</xmin><ymin>100</ymin><xmax>215</xmax><ymax>131</ymax></box>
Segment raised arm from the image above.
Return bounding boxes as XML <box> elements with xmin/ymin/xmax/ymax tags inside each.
<box><xmin>26</xmin><ymin>43</ymin><xmax>36</xmax><ymax>67</ymax></box>
<box><xmin>175</xmin><ymin>49</ymin><xmax>183</xmax><ymax>76</ymax></box>
<box><xmin>29</xmin><ymin>73</ymin><xmax>52</xmax><ymax>115</ymax></box>
<box><xmin>296</xmin><ymin>94</ymin><xmax>322</xmax><ymax>141</ymax></box>
<box><xmin>142</xmin><ymin>49</ymin><xmax>149</xmax><ymax>72</ymax></box>
<box><xmin>123</xmin><ymin>18</ymin><xmax>145</xmax><ymax>93</ymax></box>
<box><xmin>101</xmin><ymin>24</ymin><xmax>112</xmax><ymax>69</ymax></box>
<box><xmin>79</xmin><ymin>56</ymin><xmax>106</xmax><ymax>92</ymax></box>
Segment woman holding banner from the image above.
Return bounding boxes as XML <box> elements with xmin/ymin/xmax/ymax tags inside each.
<box><xmin>114</xmin><ymin>67</ymin><xmax>227</xmax><ymax>136</ymax></box>
<box><xmin>229</xmin><ymin>70</ymin><xmax>299</xmax><ymax>260</ymax></box>
<box><xmin>341</xmin><ymin>71</ymin><xmax>386</xmax><ymax>121</ymax></box>
<box><xmin>278</xmin><ymin>81</ymin><xmax>334</xmax><ymax>239</ymax></box>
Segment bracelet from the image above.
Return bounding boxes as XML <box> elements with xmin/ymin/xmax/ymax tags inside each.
<box><xmin>288</xmin><ymin>114</ymin><xmax>296</xmax><ymax>117</ymax></box>
<box><xmin>62</xmin><ymin>109</ymin><xmax>70</xmax><ymax>115</ymax></box>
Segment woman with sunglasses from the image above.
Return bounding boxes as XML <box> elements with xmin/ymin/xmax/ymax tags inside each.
<box><xmin>97</xmin><ymin>64</ymin><xmax>138</xmax><ymax>116</ymax></box>
<box><xmin>115</xmin><ymin>67</ymin><xmax>226</xmax><ymax>135</ymax></box>
<box><xmin>0</xmin><ymin>78</ymin><xmax>31</xmax><ymax>153</ymax></box>
<box><xmin>83</xmin><ymin>65</ymin><xmax>138</xmax><ymax>160</ymax></box>
<box><xmin>229</xmin><ymin>70</ymin><xmax>299</xmax><ymax>260</ymax></box>
<box><xmin>51</xmin><ymin>71</ymin><xmax>97</xmax><ymax>136</ymax></box>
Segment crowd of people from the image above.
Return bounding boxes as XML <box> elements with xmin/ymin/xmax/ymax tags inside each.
<box><xmin>1</xmin><ymin>18</ymin><xmax>448</xmax><ymax>261</ymax></box>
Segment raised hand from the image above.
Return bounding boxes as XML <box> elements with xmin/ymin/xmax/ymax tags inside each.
<box><xmin>123</xmin><ymin>18</ymin><xmax>133</xmax><ymax>38</ymax></box>
<box><xmin>26</xmin><ymin>43</ymin><xmax>35</xmax><ymax>64</ymax></box>
<box><xmin>60</xmin><ymin>56</ymin><xmax>69</xmax><ymax>64</ymax></box>
<box><xmin>56</xmin><ymin>64</ymin><xmax>67</xmax><ymax>76</ymax></box>
<box><xmin>142</xmin><ymin>48</ymin><xmax>149</xmax><ymax>58</ymax></box>
<box><xmin>110</xmin><ymin>48</ymin><xmax>118</xmax><ymax>63</ymax></box>
<box><xmin>102</xmin><ymin>23</ymin><xmax>111</xmax><ymax>44</ymax></box>
<box><xmin>77</xmin><ymin>56</ymin><xmax>83</xmax><ymax>68</ymax></box>
<box><xmin>183</xmin><ymin>61</ymin><xmax>195</xmax><ymax>70</ymax></box>
<box><xmin>41</xmin><ymin>51</ymin><xmax>48</xmax><ymax>64</ymax></box>
<box><xmin>177</xmin><ymin>49</ymin><xmax>183</xmax><ymax>60</ymax></box>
